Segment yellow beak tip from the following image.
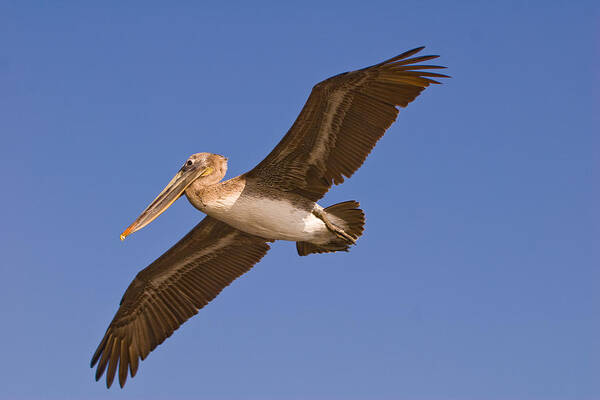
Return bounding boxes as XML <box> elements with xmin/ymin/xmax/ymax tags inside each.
<box><xmin>120</xmin><ymin>233</ymin><xmax>126</xmax><ymax>241</ymax></box>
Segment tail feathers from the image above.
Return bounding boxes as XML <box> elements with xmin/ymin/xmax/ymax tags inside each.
<box><xmin>325</xmin><ymin>200</ymin><xmax>365</xmax><ymax>240</ymax></box>
<box><xmin>296</xmin><ymin>241</ymin><xmax>350</xmax><ymax>256</ymax></box>
<box><xmin>296</xmin><ymin>200</ymin><xmax>365</xmax><ymax>256</ymax></box>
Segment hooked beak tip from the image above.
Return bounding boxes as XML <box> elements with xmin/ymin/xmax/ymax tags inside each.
<box><xmin>120</xmin><ymin>226</ymin><xmax>134</xmax><ymax>241</ymax></box>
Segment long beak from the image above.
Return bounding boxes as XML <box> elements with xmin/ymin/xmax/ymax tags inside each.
<box><xmin>120</xmin><ymin>166</ymin><xmax>213</xmax><ymax>240</ymax></box>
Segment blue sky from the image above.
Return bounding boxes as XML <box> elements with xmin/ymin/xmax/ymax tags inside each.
<box><xmin>1</xmin><ymin>1</ymin><xmax>598</xmax><ymax>399</ymax></box>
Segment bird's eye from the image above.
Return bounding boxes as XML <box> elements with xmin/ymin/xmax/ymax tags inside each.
<box><xmin>186</xmin><ymin>160</ymin><xmax>193</xmax><ymax>167</ymax></box>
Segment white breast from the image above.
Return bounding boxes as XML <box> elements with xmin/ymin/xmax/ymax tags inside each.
<box><xmin>201</xmin><ymin>191</ymin><xmax>330</xmax><ymax>243</ymax></box>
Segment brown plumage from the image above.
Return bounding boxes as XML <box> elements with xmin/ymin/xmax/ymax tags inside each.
<box><xmin>91</xmin><ymin>47</ymin><xmax>447</xmax><ymax>388</ymax></box>
<box><xmin>248</xmin><ymin>46</ymin><xmax>448</xmax><ymax>201</ymax></box>
<box><xmin>91</xmin><ymin>217</ymin><xmax>270</xmax><ymax>388</ymax></box>
<box><xmin>296</xmin><ymin>200</ymin><xmax>365</xmax><ymax>255</ymax></box>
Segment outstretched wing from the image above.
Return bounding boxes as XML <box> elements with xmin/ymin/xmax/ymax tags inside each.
<box><xmin>247</xmin><ymin>46</ymin><xmax>448</xmax><ymax>201</ymax></box>
<box><xmin>91</xmin><ymin>216</ymin><xmax>271</xmax><ymax>388</ymax></box>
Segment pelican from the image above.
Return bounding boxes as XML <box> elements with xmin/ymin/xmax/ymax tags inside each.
<box><xmin>91</xmin><ymin>47</ymin><xmax>448</xmax><ymax>388</ymax></box>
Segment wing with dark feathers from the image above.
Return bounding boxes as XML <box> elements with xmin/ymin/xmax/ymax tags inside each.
<box><xmin>90</xmin><ymin>216</ymin><xmax>271</xmax><ymax>388</ymax></box>
<box><xmin>247</xmin><ymin>46</ymin><xmax>448</xmax><ymax>201</ymax></box>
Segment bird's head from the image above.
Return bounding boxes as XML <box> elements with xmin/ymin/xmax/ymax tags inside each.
<box><xmin>119</xmin><ymin>152</ymin><xmax>228</xmax><ymax>240</ymax></box>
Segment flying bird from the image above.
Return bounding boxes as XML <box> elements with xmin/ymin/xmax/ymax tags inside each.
<box><xmin>91</xmin><ymin>46</ymin><xmax>448</xmax><ymax>388</ymax></box>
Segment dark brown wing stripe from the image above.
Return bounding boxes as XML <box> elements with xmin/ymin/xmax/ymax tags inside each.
<box><xmin>91</xmin><ymin>216</ymin><xmax>270</xmax><ymax>388</ymax></box>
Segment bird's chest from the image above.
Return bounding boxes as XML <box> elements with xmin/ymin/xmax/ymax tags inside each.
<box><xmin>190</xmin><ymin>189</ymin><xmax>327</xmax><ymax>241</ymax></box>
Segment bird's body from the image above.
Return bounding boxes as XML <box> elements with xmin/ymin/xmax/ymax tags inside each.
<box><xmin>187</xmin><ymin>175</ymin><xmax>332</xmax><ymax>243</ymax></box>
<box><xmin>91</xmin><ymin>47</ymin><xmax>448</xmax><ymax>388</ymax></box>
